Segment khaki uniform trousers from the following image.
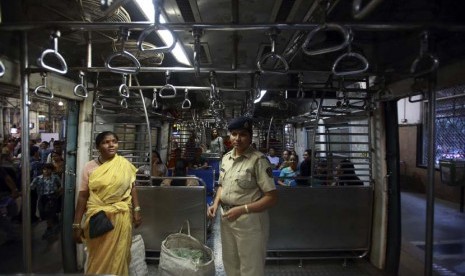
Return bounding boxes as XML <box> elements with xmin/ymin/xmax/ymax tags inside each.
<box><xmin>220</xmin><ymin>208</ymin><xmax>269</xmax><ymax>276</ymax></box>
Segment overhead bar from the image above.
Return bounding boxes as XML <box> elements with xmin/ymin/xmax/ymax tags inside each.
<box><xmin>1</xmin><ymin>22</ymin><xmax>465</xmax><ymax>32</ymax></box>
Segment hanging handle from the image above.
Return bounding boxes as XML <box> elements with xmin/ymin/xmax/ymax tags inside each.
<box><xmin>332</xmin><ymin>52</ymin><xmax>369</xmax><ymax>76</ymax></box>
<box><xmin>73</xmin><ymin>71</ymin><xmax>88</xmax><ymax>98</ymax></box>
<box><xmin>352</xmin><ymin>0</ymin><xmax>384</xmax><ymax>19</ymax></box>
<box><xmin>37</xmin><ymin>31</ymin><xmax>68</xmax><ymax>75</ymax></box>
<box><xmin>257</xmin><ymin>29</ymin><xmax>289</xmax><ymax>73</ymax></box>
<box><xmin>301</xmin><ymin>24</ymin><xmax>350</xmax><ymax>56</ymax></box>
<box><xmin>105</xmin><ymin>51</ymin><xmax>141</xmax><ymax>74</ymax></box>
<box><xmin>181</xmin><ymin>89</ymin><xmax>191</xmax><ymax>109</ymax></box>
<box><xmin>151</xmin><ymin>88</ymin><xmax>159</xmax><ymax>109</ymax></box>
<box><xmin>33</xmin><ymin>73</ymin><xmax>54</xmax><ymax>100</ymax></box>
<box><xmin>0</xmin><ymin>60</ymin><xmax>5</xmax><ymax>77</ymax></box>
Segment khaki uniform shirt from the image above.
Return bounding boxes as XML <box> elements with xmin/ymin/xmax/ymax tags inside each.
<box><xmin>219</xmin><ymin>146</ymin><xmax>276</xmax><ymax>206</ymax></box>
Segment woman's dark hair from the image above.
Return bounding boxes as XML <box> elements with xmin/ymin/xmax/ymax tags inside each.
<box><xmin>43</xmin><ymin>163</ymin><xmax>55</xmax><ymax>171</ymax></box>
<box><xmin>95</xmin><ymin>131</ymin><xmax>118</xmax><ymax>148</ymax></box>
<box><xmin>152</xmin><ymin>149</ymin><xmax>162</xmax><ymax>164</ymax></box>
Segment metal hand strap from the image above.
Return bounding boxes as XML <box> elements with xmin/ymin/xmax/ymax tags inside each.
<box><xmin>106</xmin><ymin>28</ymin><xmax>141</xmax><ymax>74</ymax></box>
<box><xmin>409</xmin><ymin>77</ymin><xmax>427</xmax><ymax>103</ymax></box>
<box><xmin>93</xmin><ymin>94</ymin><xmax>104</xmax><ymax>109</ymax></box>
<box><xmin>181</xmin><ymin>89</ymin><xmax>191</xmax><ymax>109</ymax></box>
<box><xmin>151</xmin><ymin>88</ymin><xmax>159</xmax><ymax>109</ymax></box>
<box><xmin>0</xmin><ymin>60</ymin><xmax>5</xmax><ymax>77</ymax></box>
<box><xmin>159</xmin><ymin>70</ymin><xmax>177</xmax><ymax>98</ymax></box>
<box><xmin>257</xmin><ymin>29</ymin><xmax>289</xmax><ymax>73</ymax></box>
<box><xmin>118</xmin><ymin>74</ymin><xmax>130</xmax><ymax>98</ymax></box>
<box><xmin>37</xmin><ymin>30</ymin><xmax>68</xmax><ymax>74</ymax></box>
<box><xmin>211</xmin><ymin>99</ymin><xmax>224</xmax><ymax>111</ymax></box>
<box><xmin>193</xmin><ymin>29</ymin><xmax>203</xmax><ymax>77</ymax></box>
<box><xmin>410</xmin><ymin>31</ymin><xmax>439</xmax><ymax>77</ymax></box>
<box><xmin>33</xmin><ymin>73</ymin><xmax>54</xmax><ymax>99</ymax></box>
<box><xmin>296</xmin><ymin>72</ymin><xmax>305</xmax><ymax>99</ymax></box>
<box><xmin>302</xmin><ymin>24</ymin><xmax>350</xmax><ymax>56</ymax></box>
<box><xmin>73</xmin><ymin>71</ymin><xmax>88</xmax><ymax>98</ymax></box>
<box><xmin>253</xmin><ymin>71</ymin><xmax>261</xmax><ymax>100</ymax></box>
<box><xmin>311</xmin><ymin>91</ymin><xmax>319</xmax><ymax>110</ymax></box>
<box><xmin>352</xmin><ymin>0</ymin><xmax>384</xmax><ymax>19</ymax></box>
<box><xmin>120</xmin><ymin>98</ymin><xmax>128</xmax><ymax>108</ymax></box>
<box><xmin>137</xmin><ymin>0</ymin><xmax>176</xmax><ymax>53</ymax></box>
<box><xmin>209</xmin><ymin>71</ymin><xmax>217</xmax><ymax>100</ymax></box>
<box><xmin>332</xmin><ymin>30</ymin><xmax>369</xmax><ymax>76</ymax></box>
<box><xmin>278</xmin><ymin>90</ymin><xmax>289</xmax><ymax>110</ymax></box>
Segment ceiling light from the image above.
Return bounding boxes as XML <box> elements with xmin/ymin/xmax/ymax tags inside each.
<box><xmin>254</xmin><ymin>90</ymin><xmax>267</xmax><ymax>104</ymax></box>
<box><xmin>58</xmin><ymin>101</ymin><xmax>64</xmax><ymax>106</ymax></box>
<box><xmin>135</xmin><ymin>0</ymin><xmax>191</xmax><ymax>66</ymax></box>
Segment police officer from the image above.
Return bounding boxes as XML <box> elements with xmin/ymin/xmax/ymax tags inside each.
<box><xmin>207</xmin><ymin>116</ymin><xmax>278</xmax><ymax>276</ymax></box>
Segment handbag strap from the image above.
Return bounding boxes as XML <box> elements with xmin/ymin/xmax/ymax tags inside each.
<box><xmin>178</xmin><ymin>219</ymin><xmax>191</xmax><ymax>236</ymax></box>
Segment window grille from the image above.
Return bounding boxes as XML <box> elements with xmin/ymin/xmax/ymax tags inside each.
<box><xmin>421</xmin><ymin>84</ymin><xmax>465</xmax><ymax>165</ymax></box>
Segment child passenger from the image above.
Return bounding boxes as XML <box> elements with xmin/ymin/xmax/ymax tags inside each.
<box><xmin>31</xmin><ymin>163</ymin><xmax>62</xmax><ymax>239</ymax></box>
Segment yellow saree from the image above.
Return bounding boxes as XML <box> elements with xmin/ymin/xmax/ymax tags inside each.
<box><xmin>83</xmin><ymin>154</ymin><xmax>137</xmax><ymax>275</ymax></box>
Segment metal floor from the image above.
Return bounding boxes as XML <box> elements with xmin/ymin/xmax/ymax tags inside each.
<box><xmin>1</xmin><ymin>191</ymin><xmax>465</xmax><ymax>275</ymax></box>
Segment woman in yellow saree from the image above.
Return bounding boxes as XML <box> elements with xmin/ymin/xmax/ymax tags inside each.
<box><xmin>73</xmin><ymin>131</ymin><xmax>142</xmax><ymax>275</ymax></box>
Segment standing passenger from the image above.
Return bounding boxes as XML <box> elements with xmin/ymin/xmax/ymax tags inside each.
<box><xmin>72</xmin><ymin>131</ymin><xmax>142</xmax><ymax>275</ymax></box>
<box><xmin>207</xmin><ymin>116</ymin><xmax>278</xmax><ymax>276</ymax></box>
<box><xmin>210</xmin><ymin>128</ymin><xmax>224</xmax><ymax>155</ymax></box>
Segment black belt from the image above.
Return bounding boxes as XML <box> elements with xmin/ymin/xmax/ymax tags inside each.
<box><xmin>221</xmin><ymin>203</ymin><xmax>238</xmax><ymax>212</ymax></box>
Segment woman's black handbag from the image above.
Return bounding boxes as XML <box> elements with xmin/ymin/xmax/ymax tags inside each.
<box><xmin>89</xmin><ymin>210</ymin><xmax>114</xmax><ymax>238</ymax></box>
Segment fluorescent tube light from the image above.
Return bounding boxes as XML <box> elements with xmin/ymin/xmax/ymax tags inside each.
<box><xmin>135</xmin><ymin>0</ymin><xmax>191</xmax><ymax>66</ymax></box>
<box><xmin>254</xmin><ymin>90</ymin><xmax>267</xmax><ymax>103</ymax></box>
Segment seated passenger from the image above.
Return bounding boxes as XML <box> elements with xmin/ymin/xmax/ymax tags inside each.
<box><xmin>277</xmin><ymin>157</ymin><xmax>297</xmax><ymax>187</ymax></box>
<box><xmin>189</xmin><ymin>147</ymin><xmax>209</xmax><ymax>169</ymax></box>
<box><xmin>297</xmin><ymin>149</ymin><xmax>312</xmax><ymax>186</ymax></box>
<box><xmin>138</xmin><ymin>149</ymin><xmax>168</xmax><ymax>185</ymax></box>
<box><xmin>266</xmin><ymin>147</ymin><xmax>280</xmax><ymax>169</ymax></box>
<box><xmin>336</xmin><ymin>159</ymin><xmax>363</xmax><ymax>186</ymax></box>
<box><xmin>161</xmin><ymin>156</ymin><xmax>199</xmax><ymax>186</ymax></box>
<box><xmin>277</xmin><ymin>149</ymin><xmax>290</xmax><ymax>169</ymax></box>
<box><xmin>167</xmin><ymin>147</ymin><xmax>182</xmax><ymax>169</ymax></box>
<box><xmin>312</xmin><ymin>159</ymin><xmax>330</xmax><ymax>186</ymax></box>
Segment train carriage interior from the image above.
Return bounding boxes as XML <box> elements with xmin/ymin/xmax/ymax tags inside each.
<box><xmin>1</xmin><ymin>0</ymin><xmax>465</xmax><ymax>275</ymax></box>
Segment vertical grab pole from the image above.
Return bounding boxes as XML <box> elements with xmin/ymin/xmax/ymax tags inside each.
<box><xmin>20</xmin><ymin>31</ymin><xmax>33</xmax><ymax>273</ymax></box>
<box><xmin>425</xmin><ymin>77</ymin><xmax>437</xmax><ymax>276</ymax></box>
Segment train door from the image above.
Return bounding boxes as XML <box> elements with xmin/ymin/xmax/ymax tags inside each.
<box><xmin>62</xmin><ymin>100</ymin><xmax>79</xmax><ymax>272</ymax></box>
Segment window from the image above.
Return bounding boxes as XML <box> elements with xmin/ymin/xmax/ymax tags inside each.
<box><xmin>421</xmin><ymin>85</ymin><xmax>465</xmax><ymax>166</ymax></box>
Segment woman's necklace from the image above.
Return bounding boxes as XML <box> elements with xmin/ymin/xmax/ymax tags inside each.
<box><xmin>97</xmin><ymin>156</ymin><xmax>103</xmax><ymax>165</ymax></box>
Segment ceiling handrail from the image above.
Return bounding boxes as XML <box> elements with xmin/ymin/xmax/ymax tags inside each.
<box><xmin>33</xmin><ymin>73</ymin><xmax>54</xmax><ymax>100</ymax></box>
<box><xmin>159</xmin><ymin>70</ymin><xmax>177</xmax><ymax>98</ymax></box>
<box><xmin>73</xmin><ymin>71</ymin><xmax>88</xmax><ymax>98</ymax></box>
<box><xmin>410</xmin><ymin>31</ymin><xmax>439</xmax><ymax>77</ymax></box>
<box><xmin>352</xmin><ymin>0</ymin><xmax>384</xmax><ymax>20</ymax></box>
<box><xmin>332</xmin><ymin>30</ymin><xmax>369</xmax><ymax>76</ymax></box>
<box><xmin>136</xmin><ymin>0</ymin><xmax>176</xmax><ymax>53</ymax></box>
<box><xmin>37</xmin><ymin>30</ymin><xmax>68</xmax><ymax>75</ymax></box>
<box><xmin>257</xmin><ymin>28</ymin><xmax>289</xmax><ymax>73</ymax></box>
<box><xmin>105</xmin><ymin>28</ymin><xmax>141</xmax><ymax>74</ymax></box>
<box><xmin>301</xmin><ymin>24</ymin><xmax>350</xmax><ymax>56</ymax></box>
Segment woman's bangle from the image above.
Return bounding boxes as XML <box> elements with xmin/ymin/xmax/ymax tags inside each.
<box><xmin>72</xmin><ymin>223</ymin><xmax>81</xmax><ymax>230</ymax></box>
<box><xmin>244</xmin><ymin>204</ymin><xmax>249</xmax><ymax>214</ymax></box>
<box><xmin>134</xmin><ymin>206</ymin><xmax>141</xmax><ymax>212</ymax></box>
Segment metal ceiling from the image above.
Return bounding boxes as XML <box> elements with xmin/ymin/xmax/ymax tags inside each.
<box><xmin>0</xmin><ymin>0</ymin><xmax>464</xmax><ymax>122</ymax></box>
